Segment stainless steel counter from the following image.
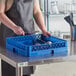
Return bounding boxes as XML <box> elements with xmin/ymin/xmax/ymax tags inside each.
<box><xmin>0</xmin><ymin>40</ymin><xmax>76</xmax><ymax>76</ymax></box>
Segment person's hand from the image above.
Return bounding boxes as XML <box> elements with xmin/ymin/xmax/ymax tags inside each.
<box><xmin>42</xmin><ymin>29</ymin><xmax>51</xmax><ymax>37</ymax></box>
<box><xmin>12</xmin><ymin>26</ymin><xmax>25</xmax><ymax>35</ymax></box>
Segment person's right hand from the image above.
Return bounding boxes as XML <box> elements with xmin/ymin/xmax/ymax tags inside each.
<box><xmin>12</xmin><ymin>26</ymin><xmax>25</xmax><ymax>35</ymax></box>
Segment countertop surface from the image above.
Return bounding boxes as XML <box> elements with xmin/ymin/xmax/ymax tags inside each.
<box><xmin>0</xmin><ymin>40</ymin><xmax>76</xmax><ymax>67</ymax></box>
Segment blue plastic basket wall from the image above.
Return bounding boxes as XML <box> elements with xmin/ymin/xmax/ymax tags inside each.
<box><xmin>6</xmin><ymin>34</ymin><xmax>68</xmax><ymax>57</ymax></box>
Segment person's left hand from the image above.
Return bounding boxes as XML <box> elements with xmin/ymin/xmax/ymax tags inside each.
<box><xmin>42</xmin><ymin>30</ymin><xmax>51</xmax><ymax>37</ymax></box>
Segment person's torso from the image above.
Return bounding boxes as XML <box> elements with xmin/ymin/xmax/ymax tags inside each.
<box><xmin>5</xmin><ymin>0</ymin><xmax>35</xmax><ymax>33</ymax></box>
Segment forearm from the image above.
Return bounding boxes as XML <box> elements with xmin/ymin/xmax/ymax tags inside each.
<box><xmin>34</xmin><ymin>11</ymin><xmax>46</xmax><ymax>32</ymax></box>
<box><xmin>0</xmin><ymin>13</ymin><xmax>17</xmax><ymax>30</ymax></box>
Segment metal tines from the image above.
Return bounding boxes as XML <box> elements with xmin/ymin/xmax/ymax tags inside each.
<box><xmin>38</xmin><ymin>39</ymin><xmax>52</xmax><ymax>44</ymax></box>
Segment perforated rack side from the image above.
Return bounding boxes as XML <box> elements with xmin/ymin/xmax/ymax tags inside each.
<box><xmin>6</xmin><ymin>34</ymin><xmax>68</xmax><ymax>57</ymax></box>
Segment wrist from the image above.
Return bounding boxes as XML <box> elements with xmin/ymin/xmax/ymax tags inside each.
<box><xmin>11</xmin><ymin>25</ymin><xmax>17</xmax><ymax>31</ymax></box>
<box><xmin>41</xmin><ymin>28</ymin><xmax>47</xmax><ymax>32</ymax></box>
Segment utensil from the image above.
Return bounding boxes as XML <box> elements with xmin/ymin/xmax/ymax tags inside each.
<box><xmin>64</xmin><ymin>12</ymin><xmax>75</xmax><ymax>26</ymax></box>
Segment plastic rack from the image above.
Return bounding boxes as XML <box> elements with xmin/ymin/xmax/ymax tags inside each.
<box><xmin>6</xmin><ymin>34</ymin><xmax>68</xmax><ymax>57</ymax></box>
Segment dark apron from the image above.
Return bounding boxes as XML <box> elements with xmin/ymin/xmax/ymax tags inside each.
<box><xmin>0</xmin><ymin>0</ymin><xmax>35</xmax><ymax>75</ymax></box>
<box><xmin>0</xmin><ymin>0</ymin><xmax>35</xmax><ymax>47</ymax></box>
